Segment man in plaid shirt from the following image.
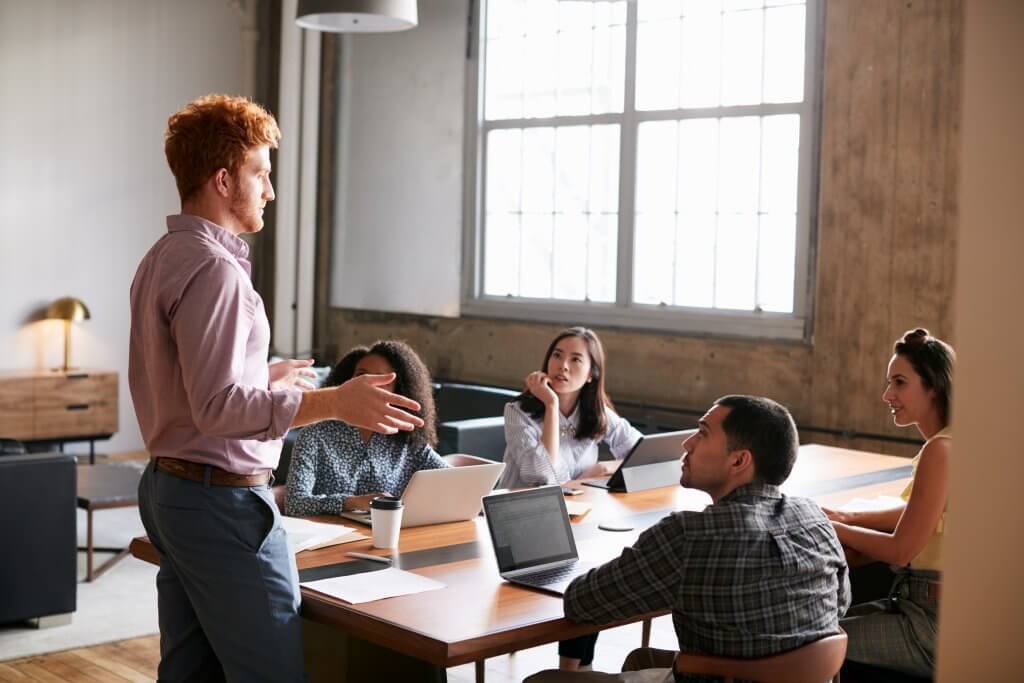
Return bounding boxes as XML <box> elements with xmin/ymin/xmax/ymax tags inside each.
<box><xmin>528</xmin><ymin>395</ymin><xmax>850</xmax><ymax>683</ymax></box>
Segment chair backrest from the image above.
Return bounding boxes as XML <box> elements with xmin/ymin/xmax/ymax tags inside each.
<box><xmin>673</xmin><ymin>632</ymin><xmax>847</xmax><ymax>683</ymax></box>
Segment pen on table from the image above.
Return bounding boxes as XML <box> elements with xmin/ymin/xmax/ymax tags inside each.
<box><xmin>346</xmin><ymin>552</ymin><xmax>392</xmax><ymax>565</ymax></box>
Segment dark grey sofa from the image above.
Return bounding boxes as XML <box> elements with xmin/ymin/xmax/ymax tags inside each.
<box><xmin>437</xmin><ymin>415</ymin><xmax>507</xmax><ymax>462</ymax></box>
<box><xmin>0</xmin><ymin>451</ymin><xmax>77</xmax><ymax>626</ymax></box>
<box><xmin>433</xmin><ymin>382</ymin><xmax>517</xmax><ymax>462</ymax></box>
<box><xmin>433</xmin><ymin>382</ymin><xmax>518</xmax><ymax>423</ymax></box>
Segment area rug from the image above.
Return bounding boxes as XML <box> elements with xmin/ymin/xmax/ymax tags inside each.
<box><xmin>0</xmin><ymin>506</ymin><xmax>159</xmax><ymax>661</ymax></box>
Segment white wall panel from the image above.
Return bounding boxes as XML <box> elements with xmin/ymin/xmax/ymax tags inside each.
<box><xmin>330</xmin><ymin>2</ymin><xmax>465</xmax><ymax>317</ymax></box>
<box><xmin>0</xmin><ymin>0</ymin><xmax>247</xmax><ymax>453</ymax></box>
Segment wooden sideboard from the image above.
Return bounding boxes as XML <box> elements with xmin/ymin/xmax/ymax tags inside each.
<box><xmin>0</xmin><ymin>370</ymin><xmax>118</xmax><ymax>454</ymax></box>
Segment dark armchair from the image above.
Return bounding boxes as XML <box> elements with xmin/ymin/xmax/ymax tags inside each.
<box><xmin>0</xmin><ymin>450</ymin><xmax>77</xmax><ymax>626</ymax></box>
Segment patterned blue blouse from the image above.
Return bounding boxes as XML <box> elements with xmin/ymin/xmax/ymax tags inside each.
<box><xmin>283</xmin><ymin>420</ymin><xmax>449</xmax><ymax>517</ymax></box>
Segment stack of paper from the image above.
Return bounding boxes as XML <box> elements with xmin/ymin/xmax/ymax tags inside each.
<box><xmin>280</xmin><ymin>516</ymin><xmax>366</xmax><ymax>554</ymax></box>
<box><xmin>301</xmin><ymin>567</ymin><xmax>446</xmax><ymax>604</ymax></box>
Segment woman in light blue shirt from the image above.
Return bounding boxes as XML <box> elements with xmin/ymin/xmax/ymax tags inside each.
<box><xmin>284</xmin><ymin>340</ymin><xmax>449</xmax><ymax>517</ymax></box>
<box><xmin>497</xmin><ymin>327</ymin><xmax>642</xmax><ymax>491</ymax></box>
<box><xmin>497</xmin><ymin>327</ymin><xmax>642</xmax><ymax>672</ymax></box>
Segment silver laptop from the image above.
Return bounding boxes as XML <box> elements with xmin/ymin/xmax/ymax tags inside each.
<box><xmin>340</xmin><ymin>454</ymin><xmax>504</xmax><ymax>528</ymax></box>
<box><xmin>582</xmin><ymin>429</ymin><xmax>693</xmax><ymax>492</ymax></box>
<box><xmin>482</xmin><ymin>486</ymin><xmax>597</xmax><ymax>595</ymax></box>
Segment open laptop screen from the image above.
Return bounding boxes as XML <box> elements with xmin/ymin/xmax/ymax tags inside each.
<box><xmin>483</xmin><ymin>487</ymin><xmax>577</xmax><ymax>573</ymax></box>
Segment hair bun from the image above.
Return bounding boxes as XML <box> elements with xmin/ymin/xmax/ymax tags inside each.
<box><xmin>901</xmin><ymin>328</ymin><xmax>931</xmax><ymax>346</ymax></box>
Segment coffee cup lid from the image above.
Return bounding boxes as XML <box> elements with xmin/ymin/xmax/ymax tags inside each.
<box><xmin>369</xmin><ymin>495</ymin><xmax>403</xmax><ymax>510</ymax></box>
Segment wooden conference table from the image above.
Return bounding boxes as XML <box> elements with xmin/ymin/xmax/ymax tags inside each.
<box><xmin>129</xmin><ymin>444</ymin><xmax>913</xmax><ymax>682</ymax></box>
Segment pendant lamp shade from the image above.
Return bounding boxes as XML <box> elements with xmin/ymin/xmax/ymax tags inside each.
<box><xmin>296</xmin><ymin>0</ymin><xmax>417</xmax><ymax>33</ymax></box>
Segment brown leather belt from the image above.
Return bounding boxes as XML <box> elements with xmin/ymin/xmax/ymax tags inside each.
<box><xmin>155</xmin><ymin>457</ymin><xmax>271</xmax><ymax>487</ymax></box>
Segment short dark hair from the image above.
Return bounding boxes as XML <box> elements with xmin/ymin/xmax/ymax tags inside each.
<box><xmin>713</xmin><ymin>395</ymin><xmax>798</xmax><ymax>486</ymax></box>
<box><xmin>893</xmin><ymin>328</ymin><xmax>955</xmax><ymax>427</ymax></box>
<box><xmin>325</xmin><ymin>339</ymin><xmax>438</xmax><ymax>448</ymax></box>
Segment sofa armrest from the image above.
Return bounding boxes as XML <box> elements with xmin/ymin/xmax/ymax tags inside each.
<box><xmin>437</xmin><ymin>416</ymin><xmax>506</xmax><ymax>462</ymax></box>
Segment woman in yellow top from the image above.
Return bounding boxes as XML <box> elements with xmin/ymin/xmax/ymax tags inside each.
<box><xmin>825</xmin><ymin>328</ymin><xmax>954</xmax><ymax>678</ymax></box>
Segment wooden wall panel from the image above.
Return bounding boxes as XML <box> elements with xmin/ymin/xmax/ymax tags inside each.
<box><xmin>323</xmin><ymin>0</ymin><xmax>962</xmax><ymax>456</ymax></box>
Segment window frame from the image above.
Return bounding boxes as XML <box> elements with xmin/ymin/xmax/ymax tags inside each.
<box><xmin>461</xmin><ymin>0</ymin><xmax>824</xmax><ymax>341</ymax></box>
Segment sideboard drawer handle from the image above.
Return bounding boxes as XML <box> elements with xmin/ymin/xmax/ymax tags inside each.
<box><xmin>66</xmin><ymin>404</ymin><xmax>90</xmax><ymax>411</ymax></box>
<box><xmin>66</xmin><ymin>373</ymin><xmax>89</xmax><ymax>380</ymax></box>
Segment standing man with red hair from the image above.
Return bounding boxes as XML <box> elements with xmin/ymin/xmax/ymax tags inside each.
<box><xmin>129</xmin><ymin>94</ymin><xmax>423</xmax><ymax>682</ymax></box>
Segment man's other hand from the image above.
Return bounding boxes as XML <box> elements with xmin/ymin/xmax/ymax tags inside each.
<box><xmin>270</xmin><ymin>358</ymin><xmax>318</xmax><ymax>391</ymax></box>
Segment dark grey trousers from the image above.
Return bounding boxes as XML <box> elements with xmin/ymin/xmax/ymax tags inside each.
<box><xmin>138</xmin><ymin>461</ymin><xmax>306</xmax><ymax>682</ymax></box>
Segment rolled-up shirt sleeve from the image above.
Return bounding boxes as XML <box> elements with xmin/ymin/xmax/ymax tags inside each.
<box><xmin>501</xmin><ymin>402</ymin><xmax>570</xmax><ymax>487</ymax></box>
<box><xmin>171</xmin><ymin>257</ymin><xmax>299</xmax><ymax>440</ymax></box>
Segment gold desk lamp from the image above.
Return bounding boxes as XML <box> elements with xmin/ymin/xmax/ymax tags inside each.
<box><xmin>45</xmin><ymin>297</ymin><xmax>91</xmax><ymax>372</ymax></box>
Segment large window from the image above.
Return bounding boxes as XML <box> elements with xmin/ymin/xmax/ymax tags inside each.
<box><xmin>464</xmin><ymin>0</ymin><xmax>821</xmax><ymax>339</ymax></box>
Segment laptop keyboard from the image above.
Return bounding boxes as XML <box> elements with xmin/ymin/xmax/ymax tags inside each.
<box><xmin>517</xmin><ymin>563</ymin><xmax>580</xmax><ymax>587</ymax></box>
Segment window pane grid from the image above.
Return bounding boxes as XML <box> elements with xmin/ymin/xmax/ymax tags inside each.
<box><xmin>634</xmin><ymin>113</ymin><xmax>799</xmax><ymax>311</ymax></box>
<box><xmin>484</xmin><ymin>1</ymin><xmax>627</xmax><ymax>121</ymax></box>
<box><xmin>475</xmin><ymin>0</ymin><xmax>814</xmax><ymax>331</ymax></box>
<box><xmin>483</xmin><ymin>125</ymin><xmax>620</xmax><ymax>302</ymax></box>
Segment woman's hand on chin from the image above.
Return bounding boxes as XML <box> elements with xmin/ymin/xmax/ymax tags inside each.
<box><xmin>526</xmin><ymin>371</ymin><xmax>559</xmax><ymax>407</ymax></box>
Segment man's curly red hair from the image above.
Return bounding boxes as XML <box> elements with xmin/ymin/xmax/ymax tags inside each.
<box><xmin>164</xmin><ymin>94</ymin><xmax>281</xmax><ymax>202</ymax></box>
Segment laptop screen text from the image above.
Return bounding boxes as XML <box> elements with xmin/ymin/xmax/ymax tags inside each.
<box><xmin>486</xmin><ymin>489</ymin><xmax>576</xmax><ymax>572</ymax></box>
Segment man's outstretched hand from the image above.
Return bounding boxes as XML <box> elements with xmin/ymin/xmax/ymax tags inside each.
<box><xmin>291</xmin><ymin>372</ymin><xmax>424</xmax><ymax>433</ymax></box>
<box><xmin>334</xmin><ymin>373</ymin><xmax>424</xmax><ymax>433</ymax></box>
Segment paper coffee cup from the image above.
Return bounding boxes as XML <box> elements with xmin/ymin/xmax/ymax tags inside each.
<box><xmin>369</xmin><ymin>496</ymin><xmax>403</xmax><ymax>549</ymax></box>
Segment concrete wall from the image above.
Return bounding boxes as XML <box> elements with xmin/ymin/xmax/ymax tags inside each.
<box><xmin>327</xmin><ymin>0</ymin><xmax>962</xmax><ymax>455</ymax></box>
<box><xmin>936</xmin><ymin>1</ymin><xmax>1023</xmax><ymax>678</ymax></box>
<box><xmin>0</xmin><ymin>0</ymin><xmax>248</xmax><ymax>453</ymax></box>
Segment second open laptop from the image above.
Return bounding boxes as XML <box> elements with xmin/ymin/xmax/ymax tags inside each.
<box><xmin>581</xmin><ymin>429</ymin><xmax>693</xmax><ymax>492</ymax></box>
<box><xmin>340</xmin><ymin>454</ymin><xmax>504</xmax><ymax>528</ymax></box>
<box><xmin>482</xmin><ymin>485</ymin><xmax>597</xmax><ymax>595</ymax></box>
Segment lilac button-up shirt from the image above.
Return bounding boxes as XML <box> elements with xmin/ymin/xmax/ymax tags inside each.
<box><xmin>129</xmin><ymin>214</ymin><xmax>302</xmax><ymax>474</ymax></box>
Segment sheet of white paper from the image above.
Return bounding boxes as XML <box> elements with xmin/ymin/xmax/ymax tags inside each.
<box><xmin>280</xmin><ymin>516</ymin><xmax>359</xmax><ymax>555</ymax></box>
<box><xmin>301</xmin><ymin>567</ymin><xmax>446</xmax><ymax>604</ymax></box>
<box><xmin>839</xmin><ymin>495</ymin><xmax>905</xmax><ymax>513</ymax></box>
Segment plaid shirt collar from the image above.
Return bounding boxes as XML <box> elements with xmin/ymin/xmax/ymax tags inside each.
<box><xmin>718</xmin><ymin>481</ymin><xmax>783</xmax><ymax>503</ymax></box>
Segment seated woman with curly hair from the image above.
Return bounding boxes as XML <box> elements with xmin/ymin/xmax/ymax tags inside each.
<box><xmin>284</xmin><ymin>340</ymin><xmax>449</xmax><ymax>516</ymax></box>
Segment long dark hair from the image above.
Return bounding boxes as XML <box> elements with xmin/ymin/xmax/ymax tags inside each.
<box><xmin>516</xmin><ymin>327</ymin><xmax>612</xmax><ymax>441</ymax></box>
<box><xmin>325</xmin><ymin>340</ymin><xmax>438</xmax><ymax>448</ymax></box>
<box><xmin>893</xmin><ymin>328</ymin><xmax>955</xmax><ymax>428</ymax></box>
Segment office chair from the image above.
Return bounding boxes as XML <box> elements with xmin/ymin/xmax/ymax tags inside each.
<box><xmin>672</xmin><ymin>631</ymin><xmax>847</xmax><ymax>683</ymax></box>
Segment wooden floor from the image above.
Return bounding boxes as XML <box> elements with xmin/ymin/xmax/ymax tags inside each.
<box><xmin>0</xmin><ymin>617</ymin><xmax>678</xmax><ymax>682</ymax></box>
<box><xmin>0</xmin><ymin>636</ymin><xmax>159</xmax><ymax>682</ymax></box>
